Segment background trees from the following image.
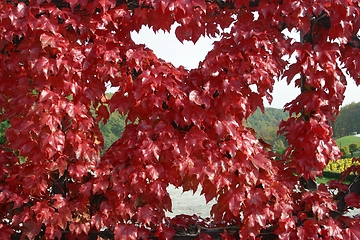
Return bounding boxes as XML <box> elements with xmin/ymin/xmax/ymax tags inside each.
<box><xmin>0</xmin><ymin>120</ymin><xmax>9</xmax><ymax>145</ymax></box>
<box><xmin>1</xmin><ymin>0</ymin><xmax>360</xmax><ymax>239</ymax></box>
<box><xmin>333</xmin><ymin>102</ymin><xmax>360</xmax><ymax>137</ymax></box>
<box><xmin>245</xmin><ymin>107</ymin><xmax>288</xmax><ymax>153</ymax></box>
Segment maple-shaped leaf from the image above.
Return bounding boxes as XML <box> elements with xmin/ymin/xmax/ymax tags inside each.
<box><xmin>297</xmin><ymin>219</ymin><xmax>320</xmax><ymax>239</ymax></box>
<box><xmin>320</xmin><ymin>218</ymin><xmax>343</xmax><ymax>239</ymax></box>
<box><xmin>274</xmin><ymin>217</ymin><xmax>296</xmax><ymax>239</ymax></box>
<box><xmin>251</xmin><ymin>153</ymin><xmax>271</xmax><ymax>171</ymax></box>
<box><xmin>96</xmin><ymin>105</ymin><xmax>110</xmax><ymax>125</ymax></box>
<box><xmin>57</xmin><ymin>156</ymin><xmax>68</xmax><ymax>176</ymax></box>
<box><xmin>92</xmin><ymin>177</ymin><xmax>109</xmax><ymax>194</ymax></box>
<box><xmin>184</xmin><ymin>126</ymin><xmax>208</xmax><ymax>148</ymax></box>
<box><xmin>51</xmin><ymin>194</ymin><xmax>66</xmax><ymax>209</ymax></box>
<box><xmin>136</xmin><ymin>205</ymin><xmax>154</xmax><ymax>226</ymax></box>
<box><xmin>344</xmin><ymin>223</ymin><xmax>360</xmax><ymax>240</ymax></box>
<box><xmin>344</xmin><ymin>192</ymin><xmax>360</xmax><ymax>208</ymax></box>
<box><xmin>69</xmin><ymin>222</ymin><xmax>91</xmax><ymax>236</ymax></box>
<box><xmin>44</xmin><ymin>225</ymin><xmax>63</xmax><ymax>240</ymax></box>
<box><xmin>201</xmin><ymin>179</ymin><xmax>217</xmax><ymax>203</ymax></box>
<box><xmin>40</xmin><ymin>115</ymin><xmax>61</xmax><ymax>132</ymax></box>
<box><xmin>0</xmin><ymin>224</ymin><xmax>13</xmax><ymax>239</ymax></box>
<box><xmin>40</xmin><ymin>129</ymin><xmax>65</xmax><ymax>158</ymax></box>
<box><xmin>154</xmin><ymin>223</ymin><xmax>176</xmax><ymax>240</ymax></box>
<box><xmin>327</xmin><ymin>179</ymin><xmax>349</xmax><ymax>192</ymax></box>
<box><xmin>96</xmin><ymin>0</ymin><xmax>116</xmax><ymax>11</ymax></box>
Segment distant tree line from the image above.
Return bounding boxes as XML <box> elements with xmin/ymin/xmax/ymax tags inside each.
<box><xmin>333</xmin><ymin>102</ymin><xmax>360</xmax><ymax>138</ymax></box>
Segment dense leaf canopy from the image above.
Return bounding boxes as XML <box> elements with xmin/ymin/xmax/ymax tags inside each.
<box><xmin>1</xmin><ymin>0</ymin><xmax>360</xmax><ymax>239</ymax></box>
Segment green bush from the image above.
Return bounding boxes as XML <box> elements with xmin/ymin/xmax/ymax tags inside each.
<box><xmin>349</xmin><ymin>143</ymin><xmax>358</xmax><ymax>151</ymax></box>
<box><xmin>340</xmin><ymin>146</ymin><xmax>350</xmax><ymax>156</ymax></box>
<box><xmin>0</xmin><ymin>120</ymin><xmax>10</xmax><ymax>144</ymax></box>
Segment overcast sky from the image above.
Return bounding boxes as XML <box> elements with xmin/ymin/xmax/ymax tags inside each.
<box><xmin>131</xmin><ymin>26</ymin><xmax>359</xmax><ymax>109</ymax></box>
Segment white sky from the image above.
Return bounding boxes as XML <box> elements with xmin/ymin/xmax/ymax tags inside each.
<box><xmin>131</xmin><ymin>26</ymin><xmax>359</xmax><ymax>109</ymax></box>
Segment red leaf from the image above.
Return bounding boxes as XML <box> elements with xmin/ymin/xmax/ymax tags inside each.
<box><xmin>136</xmin><ymin>205</ymin><xmax>154</xmax><ymax>226</ymax></box>
<box><xmin>175</xmin><ymin>25</ymin><xmax>192</xmax><ymax>43</ymax></box>
<box><xmin>251</xmin><ymin>153</ymin><xmax>271</xmax><ymax>170</ymax></box>
<box><xmin>345</xmin><ymin>224</ymin><xmax>360</xmax><ymax>240</ymax></box>
<box><xmin>40</xmin><ymin>129</ymin><xmax>65</xmax><ymax>157</ymax></box>
<box><xmin>114</xmin><ymin>224</ymin><xmax>138</xmax><ymax>240</ymax></box>
<box><xmin>98</xmin><ymin>0</ymin><xmax>116</xmax><ymax>11</ymax></box>
<box><xmin>57</xmin><ymin>156</ymin><xmax>68</xmax><ymax>176</ymax></box>
<box><xmin>327</xmin><ymin>180</ymin><xmax>349</xmax><ymax>192</ymax></box>
<box><xmin>96</xmin><ymin>105</ymin><xmax>110</xmax><ymax>125</ymax></box>
<box><xmin>155</xmin><ymin>224</ymin><xmax>176</xmax><ymax>240</ymax></box>
<box><xmin>249</xmin><ymin>92</ymin><xmax>265</xmax><ymax>113</ymax></box>
<box><xmin>92</xmin><ymin>177</ymin><xmax>109</xmax><ymax>194</ymax></box>
<box><xmin>220</xmin><ymin>230</ymin><xmax>237</xmax><ymax>240</ymax></box>
<box><xmin>41</xmin><ymin>115</ymin><xmax>61</xmax><ymax>132</ymax></box>
<box><xmin>51</xmin><ymin>194</ymin><xmax>66</xmax><ymax>209</ymax></box>
<box><xmin>344</xmin><ymin>192</ymin><xmax>360</xmax><ymax>208</ymax></box>
<box><xmin>201</xmin><ymin>179</ymin><xmax>217</xmax><ymax>203</ymax></box>
<box><xmin>69</xmin><ymin>222</ymin><xmax>90</xmax><ymax>235</ymax></box>
<box><xmin>283</xmin><ymin>63</ymin><xmax>300</xmax><ymax>84</ymax></box>
<box><xmin>184</xmin><ymin>126</ymin><xmax>208</xmax><ymax>148</ymax></box>
<box><xmin>297</xmin><ymin>219</ymin><xmax>320</xmax><ymax>239</ymax></box>
<box><xmin>321</xmin><ymin>218</ymin><xmax>343</xmax><ymax>239</ymax></box>
<box><xmin>0</xmin><ymin>224</ymin><xmax>13</xmax><ymax>239</ymax></box>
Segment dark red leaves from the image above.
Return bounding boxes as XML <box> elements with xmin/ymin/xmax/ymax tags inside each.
<box><xmin>154</xmin><ymin>224</ymin><xmax>176</xmax><ymax>240</ymax></box>
<box><xmin>0</xmin><ymin>224</ymin><xmax>13</xmax><ymax>240</ymax></box>
<box><xmin>114</xmin><ymin>224</ymin><xmax>138</xmax><ymax>240</ymax></box>
<box><xmin>320</xmin><ymin>218</ymin><xmax>343</xmax><ymax>239</ymax></box>
<box><xmin>251</xmin><ymin>153</ymin><xmax>271</xmax><ymax>171</ymax></box>
<box><xmin>297</xmin><ymin>219</ymin><xmax>320</xmax><ymax>239</ymax></box>
<box><xmin>201</xmin><ymin>179</ymin><xmax>217</xmax><ymax>203</ymax></box>
<box><xmin>344</xmin><ymin>192</ymin><xmax>360</xmax><ymax>208</ymax></box>
<box><xmin>220</xmin><ymin>230</ymin><xmax>237</xmax><ymax>240</ymax></box>
<box><xmin>344</xmin><ymin>222</ymin><xmax>360</xmax><ymax>239</ymax></box>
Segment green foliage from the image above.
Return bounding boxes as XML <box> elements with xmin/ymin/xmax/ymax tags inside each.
<box><xmin>99</xmin><ymin>111</ymin><xmax>126</xmax><ymax>150</ymax></box>
<box><xmin>333</xmin><ymin>102</ymin><xmax>360</xmax><ymax>137</ymax></box>
<box><xmin>341</xmin><ymin>146</ymin><xmax>350</xmax><ymax>156</ymax></box>
<box><xmin>349</xmin><ymin>143</ymin><xmax>358</xmax><ymax>152</ymax></box>
<box><xmin>0</xmin><ymin>120</ymin><xmax>10</xmax><ymax>144</ymax></box>
<box><xmin>245</xmin><ymin>107</ymin><xmax>288</xmax><ymax>147</ymax></box>
<box><xmin>273</xmin><ymin>140</ymin><xmax>286</xmax><ymax>154</ymax></box>
<box><xmin>93</xmin><ymin>93</ymin><xmax>127</xmax><ymax>150</ymax></box>
<box><xmin>318</xmin><ymin>172</ymin><xmax>356</xmax><ymax>184</ymax></box>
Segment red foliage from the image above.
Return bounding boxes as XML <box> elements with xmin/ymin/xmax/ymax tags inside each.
<box><xmin>0</xmin><ymin>0</ymin><xmax>360</xmax><ymax>239</ymax></box>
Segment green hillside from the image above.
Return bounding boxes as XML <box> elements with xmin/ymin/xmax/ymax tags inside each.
<box><xmin>335</xmin><ymin>135</ymin><xmax>360</xmax><ymax>149</ymax></box>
